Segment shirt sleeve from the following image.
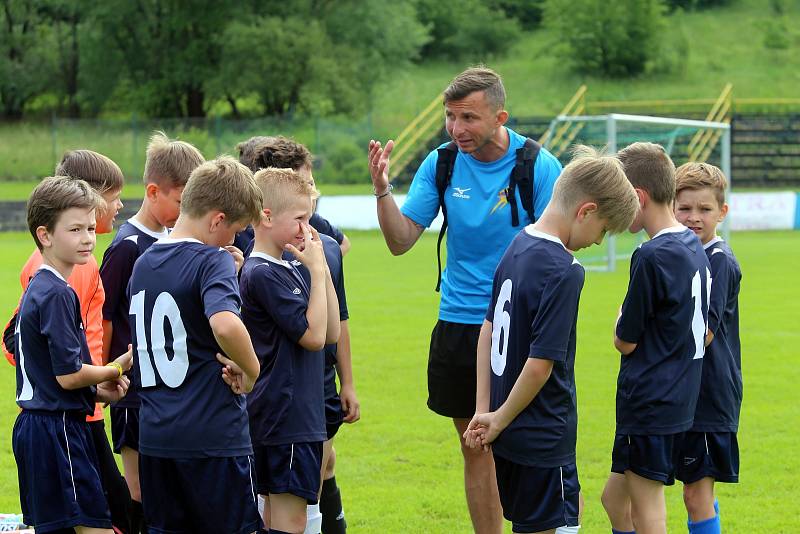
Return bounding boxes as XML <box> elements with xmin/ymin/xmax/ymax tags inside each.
<box><xmin>333</xmin><ymin>253</ymin><xmax>348</xmax><ymax>322</ymax></box>
<box><xmin>310</xmin><ymin>213</ymin><xmax>344</xmax><ymax>245</ymax></box>
<box><xmin>707</xmin><ymin>249</ymin><xmax>732</xmax><ymax>335</ymax></box>
<box><xmin>200</xmin><ymin>250</ymin><xmax>242</xmax><ymax>319</ymax></box>
<box><xmin>43</xmin><ymin>288</ymin><xmax>85</xmax><ymax>376</ymax></box>
<box><xmin>100</xmin><ymin>239</ymin><xmax>139</xmax><ymax>321</ymax></box>
<box><xmin>529</xmin><ymin>263</ymin><xmax>584</xmax><ymax>361</ymax></box>
<box><xmin>616</xmin><ymin>248</ymin><xmax>657</xmax><ymax>344</ymax></box>
<box><xmin>532</xmin><ymin>148</ymin><xmax>562</xmax><ymax>219</ymax></box>
<box><xmin>400</xmin><ymin>149</ymin><xmax>441</xmax><ymax>228</ymax></box>
<box><xmin>256</xmin><ymin>266</ymin><xmax>310</xmax><ymax>343</ymax></box>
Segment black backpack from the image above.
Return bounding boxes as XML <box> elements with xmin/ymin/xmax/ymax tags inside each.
<box><xmin>434</xmin><ymin>138</ymin><xmax>541</xmax><ymax>292</ymax></box>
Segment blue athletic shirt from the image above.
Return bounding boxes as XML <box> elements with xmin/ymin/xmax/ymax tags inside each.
<box><xmin>615</xmin><ymin>226</ymin><xmax>712</xmax><ymax>435</ymax></box>
<box><xmin>692</xmin><ymin>237</ymin><xmax>742</xmax><ymax>432</ymax></box>
<box><xmin>486</xmin><ymin>228</ymin><xmax>584</xmax><ymax>467</ymax></box>
<box><xmin>15</xmin><ymin>266</ymin><xmax>95</xmax><ymax>415</ymax></box>
<box><xmin>128</xmin><ymin>238</ymin><xmax>252</xmax><ymax>458</ymax></box>
<box><xmin>401</xmin><ymin>127</ymin><xmax>561</xmax><ymax>324</ymax></box>
<box><xmin>284</xmin><ymin>234</ymin><xmax>349</xmax><ymax>368</ymax></box>
<box><xmin>100</xmin><ymin>219</ymin><xmax>169</xmax><ymax>408</ymax></box>
<box><xmin>241</xmin><ymin>252</ymin><xmax>326</xmax><ymax>446</ymax></box>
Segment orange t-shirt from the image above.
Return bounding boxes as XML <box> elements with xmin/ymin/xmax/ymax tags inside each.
<box><xmin>4</xmin><ymin>250</ymin><xmax>106</xmax><ymax>422</ymax></box>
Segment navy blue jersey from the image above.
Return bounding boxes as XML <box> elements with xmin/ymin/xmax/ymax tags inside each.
<box><xmin>615</xmin><ymin>227</ymin><xmax>711</xmax><ymax>435</ymax></box>
<box><xmin>692</xmin><ymin>238</ymin><xmax>742</xmax><ymax>432</ymax></box>
<box><xmin>283</xmin><ymin>234</ymin><xmax>348</xmax><ymax>367</ymax></box>
<box><xmin>128</xmin><ymin>238</ymin><xmax>252</xmax><ymax>458</ymax></box>
<box><xmin>240</xmin><ymin>253</ymin><xmax>326</xmax><ymax>446</ymax></box>
<box><xmin>100</xmin><ymin>219</ymin><xmax>168</xmax><ymax>408</ymax></box>
<box><xmin>485</xmin><ymin>228</ymin><xmax>584</xmax><ymax>468</ymax></box>
<box><xmin>15</xmin><ymin>266</ymin><xmax>95</xmax><ymax>414</ymax></box>
<box><xmin>233</xmin><ymin>226</ymin><xmax>255</xmax><ymax>254</ymax></box>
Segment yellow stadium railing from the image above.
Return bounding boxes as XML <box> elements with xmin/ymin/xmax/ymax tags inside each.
<box><xmin>389</xmin><ymin>94</ymin><xmax>444</xmax><ymax>180</ymax></box>
<box><xmin>539</xmin><ymin>85</ymin><xmax>587</xmax><ymax>157</ymax></box>
<box><xmin>688</xmin><ymin>83</ymin><xmax>733</xmax><ymax>162</ymax></box>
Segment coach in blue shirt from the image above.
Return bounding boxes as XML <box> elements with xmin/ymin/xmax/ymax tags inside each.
<box><xmin>368</xmin><ymin>66</ymin><xmax>561</xmax><ymax>533</ymax></box>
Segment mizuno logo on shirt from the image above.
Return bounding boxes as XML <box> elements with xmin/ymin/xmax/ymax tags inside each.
<box><xmin>292</xmin><ymin>288</ymin><xmax>301</xmax><ymax>295</ymax></box>
<box><xmin>452</xmin><ymin>187</ymin><xmax>471</xmax><ymax>199</ymax></box>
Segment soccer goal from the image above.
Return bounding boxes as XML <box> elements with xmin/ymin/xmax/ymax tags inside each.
<box><xmin>542</xmin><ymin>113</ymin><xmax>731</xmax><ymax>271</ymax></box>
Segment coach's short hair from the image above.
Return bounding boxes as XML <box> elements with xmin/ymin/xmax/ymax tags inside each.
<box><xmin>617</xmin><ymin>142</ymin><xmax>676</xmax><ymax>204</ymax></box>
<box><xmin>27</xmin><ymin>176</ymin><xmax>103</xmax><ymax>251</ymax></box>
<box><xmin>253</xmin><ymin>167</ymin><xmax>318</xmax><ymax>215</ymax></box>
<box><xmin>443</xmin><ymin>66</ymin><xmax>506</xmax><ymax>111</ymax></box>
<box><xmin>553</xmin><ymin>145</ymin><xmax>639</xmax><ymax>234</ymax></box>
<box><xmin>144</xmin><ymin>131</ymin><xmax>204</xmax><ymax>190</ymax></box>
<box><xmin>237</xmin><ymin>136</ymin><xmax>312</xmax><ymax>173</ymax></box>
<box><xmin>675</xmin><ymin>162</ymin><xmax>727</xmax><ymax>207</ymax></box>
<box><xmin>55</xmin><ymin>150</ymin><xmax>124</xmax><ymax>194</ymax></box>
<box><xmin>180</xmin><ymin>156</ymin><xmax>262</xmax><ymax>225</ymax></box>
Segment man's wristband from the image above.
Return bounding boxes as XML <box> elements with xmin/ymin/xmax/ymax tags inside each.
<box><xmin>106</xmin><ymin>361</ymin><xmax>123</xmax><ymax>378</ymax></box>
<box><xmin>374</xmin><ymin>183</ymin><xmax>393</xmax><ymax>198</ymax></box>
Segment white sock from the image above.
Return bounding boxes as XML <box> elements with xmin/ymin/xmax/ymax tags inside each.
<box><xmin>305</xmin><ymin>503</ymin><xmax>322</xmax><ymax>534</ymax></box>
<box><xmin>555</xmin><ymin>526</ymin><xmax>580</xmax><ymax>534</ymax></box>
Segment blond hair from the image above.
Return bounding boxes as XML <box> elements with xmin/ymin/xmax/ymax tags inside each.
<box><xmin>253</xmin><ymin>167</ymin><xmax>318</xmax><ymax>215</ymax></box>
<box><xmin>55</xmin><ymin>150</ymin><xmax>124</xmax><ymax>194</ymax></box>
<box><xmin>443</xmin><ymin>65</ymin><xmax>505</xmax><ymax>111</ymax></box>
<box><xmin>143</xmin><ymin>131</ymin><xmax>205</xmax><ymax>190</ymax></box>
<box><xmin>617</xmin><ymin>142</ymin><xmax>676</xmax><ymax>204</ymax></box>
<box><xmin>236</xmin><ymin>135</ymin><xmax>312</xmax><ymax>173</ymax></box>
<box><xmin>28</xmin><ymin>176</ymin><xmax>103</xmax><ymax>251</ymax></box>
<box><xmin>553</xmin><ymin>145</ymin><xmax>639</xmax><ymax>234</ymax></box>
<box><xmin>181</xmin><ymin>156</ymin><xmax>262</xmax><ymax>225</ymax></box>
<box><xmin>675</xmin><ymin>162</ymin><xmax>727</xmax><ymax>207</ymax></box>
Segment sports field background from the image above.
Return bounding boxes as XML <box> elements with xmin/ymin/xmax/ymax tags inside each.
<box><xmin>0</xmin><ymin>229</ymin><xmax>798</xmax><ymax>532</ymax></box>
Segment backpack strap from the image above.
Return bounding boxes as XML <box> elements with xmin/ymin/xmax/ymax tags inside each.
<box><xmin>507</xmin><ymin>138</ymin><xmax>541</xmax><ymax>226</ymax></box>
<box><xmin>434</xmin><ymin>142</ymin><xmax>458</xmax><ymax>292</ymax></box>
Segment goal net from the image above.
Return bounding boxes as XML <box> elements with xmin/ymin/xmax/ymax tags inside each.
<box><xmin>542</xmin><ymin>113</ymin><xmax>731</xmax><ymax>271</ymax></box>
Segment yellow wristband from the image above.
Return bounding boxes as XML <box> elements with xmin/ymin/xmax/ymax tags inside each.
<box><xmin>106</xmin><ymin>361</ymin><xmax>123</xmax><ymax>378</ymax></box>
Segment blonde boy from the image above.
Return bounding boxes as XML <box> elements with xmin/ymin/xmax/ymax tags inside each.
<box><xmin>240</xmin><ymin>167</ymin><xmax>339</xmax><ymax>534</ymax></box>
<box><xmin>602</xmin><ymin>143</ymin><xmax>712</xmax><ymax>534</ymax></box>
<box><xmin>128</xmin><ymin>156</ymin><xmax>262</xmax><ymax>533</ymax></box>
<box><xmin>674</xmin><ymin>163</ymin><xmax>742</xmax><ymax>534</ymax></box>
<box><xmin>99</xmin><ymin>131</ymin><xmax>204</xmax><ymax>532</ymax></box>
<box><xmin>464</xmin><ymin>146</ymin><xmax>638</xmax><ymax>534</ymax></box>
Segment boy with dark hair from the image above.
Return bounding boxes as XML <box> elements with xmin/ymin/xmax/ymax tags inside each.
<box><xmin>14</xmin><ymin>176</ymin><xmax>132</xmax><ymax>534</ymax></box>
<box><xmin>240</xmin><ymin>167</ymin><xmax>339</xmax><ymax>534</ymax></box>
<box><xmin>601</xmin><ymin>142</ymin><xmax>712</xmax><ymax>534</ymax></box>
<box><xmin>674</xmin><ymin>162</ymin><xmax>742</xmax><ymax>534</ymax></box>
<box><xmin>464</xmin><ymin>146</ymin><xmax>639</xmax><ymax>534</ymax></box>
<box><xmin>128</xmin><ymin>156</ymin><xmax>262</xmax><ymax>534</ymax></box>
<box><xmin>100</xmin><ymin>131</ymin><xmax>204</xmax><ymax>532</ymax></box>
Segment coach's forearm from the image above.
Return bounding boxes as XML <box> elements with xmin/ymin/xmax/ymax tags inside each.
<box><xmin>495</xmin><ymin>358</ymin><xmax>553</xmax><ymax>429</ymax></box>
<box><xmin>376</xmin><ymin>196</ymin><xmax>423</xmax><ymax>255</ymax></box>
<box><xmin>475</xmin><ymin>321</ymin><xmax>492</xmax><ymax>413</ymax></box>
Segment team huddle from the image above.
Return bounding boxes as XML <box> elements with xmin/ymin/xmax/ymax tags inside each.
<box><xmin>7</xmin><ymin>67</ymin><xmax>741</xmax><ymax>534</ymax></box>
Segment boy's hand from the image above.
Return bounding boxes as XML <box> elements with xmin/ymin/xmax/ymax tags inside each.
<box><xmin>217</xmin><ymin>353</ymin><xmax>255</xmax><ymax>394</ymax></box>
<box><xmin>464</xmin><ymin>411</ymin><xmax>505</xmax><ymax>451</ymax></box>
<box><xmin>285</xmin><ymin>224</ymin><xmax>325</xmax><ymax>273</ymax></box>
<box><xmin>224</xmin><ymin>245</ymin><xmax>245</xmax><ymax>273</ymax></box>
<box><xmin>96</xmin><ymin>375</ymin><xmax>130</xmax><ymax>403</ymax></box>
<box><xmin>340</xmin><ymin>384</ymin><xmax>361</xmax><ymax>423</ymax></box>
<box><xmin>114</xmin><ymin>345</ymin><xmax>133</xmax><ymax>372</ymax></box>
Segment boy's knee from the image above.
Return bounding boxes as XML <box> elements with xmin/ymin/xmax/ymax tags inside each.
<box><xmin>324</xmin><ymin>448</ymin><xmax>336</xmax><ymax>478</ymax></box>
<box><xmin>682</xmin><ymin>483</ymin><xmax>709</xmax><ymax>516</ymax></box>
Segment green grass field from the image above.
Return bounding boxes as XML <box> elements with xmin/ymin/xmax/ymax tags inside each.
<box><xmin>0</xmin><ymin>229</ymin><xmax>798</xmax><ymax>532</ymax></box>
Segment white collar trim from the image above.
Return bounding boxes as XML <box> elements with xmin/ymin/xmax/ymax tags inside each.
<box><xmin>704</xmin><ymin>235</ymin><xmax>723</xmax><ymax>250</ymax></box>
<box><xmin>250</xmin><ymin>251</ymin><xmax>291</xmax><ymax>269</ymax></box>
<box><xmin>524</xmin><ymin>225</ymin><xmax>566</xmax><ymax>249</ymax></box>
<box><xmin>153</xmin><ymin>237</ymin><xmax>202</xmax><ymax>246</ymax></box>
<box><xmin>653</xmin><ymin>225</ymin><xmax>688</xmax><ymax>239</ymax></box>
<box><xmin>38</xmin><ymin>264</ymin><xmax>66</xmax><ymax>282</ymax></box>
<box><xmin>128</xmin><ymin>217</ymin><xmax>170</xmax><ymax>240</ymax></box>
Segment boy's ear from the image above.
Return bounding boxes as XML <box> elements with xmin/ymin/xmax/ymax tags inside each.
<box><xmin>718</xmin><ymin>202</ymin><xmax>729</xmax><ymax>221</ymax></box>
<box><xmin>145</xmin><ymin>183</ymin><xmax>160</xmax><ymax>201</ymax></box>
<box><xmin>208</xmin><ymin>211</ymin><xmax>226</xmax><ymax>232</ymax></box>
<box><xmin>36</xmin><ymin>226</ymin><xmax>52</xmax><ymax>249</ymax></box>
<box><xmin>577</xmin><ymin>201</ymin><xmax>599</xmax><ymax>221</ymax></box>
<box><xmin>634</xmin><ymin>188</ymin><xmax>648</xmax><ymax>208</ymax></box>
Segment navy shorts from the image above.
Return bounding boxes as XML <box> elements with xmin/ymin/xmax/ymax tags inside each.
<box><xmin>675</xmin><ymin>431</ymin><xmax>739</xmax><ymax>484</ymax></box>
<box><xmin>324</xmin><ymin>364</ymin><xmax>344</xmax><ymax>440</ymax></box>
<box><xmin>139</xmin><ymin>454</ymin><xmax>260</xmax><ymax>534</ymax></box>
<box><xmin>110</xmin><ymin>405</ymin><xmax>139</xmax><ymax>453</ymax></box>
<box><xmin>427</xmin><ymin>320</ymin><xmax>480</xmax><ymax>419</ymax></box>
<box><xmin>611</xmin><ymin>433</ymin><xmax>685</xmax><ymax>485</ymax></box>
<box><xmin>13</xmin><ymin>410</ymin><xmax>112</xmax><ymax>533</ymax></box>
<box><xmin>494</xmin><ymin>455</ymin><xmax>580</xmax><ymax>533</ymax></box>
<box><xmin>254</xmin><ymin>442</ymin><xmax>323</xmax><ymax>503</ymax></box>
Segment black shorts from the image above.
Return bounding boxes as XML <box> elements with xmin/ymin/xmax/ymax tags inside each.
<box><xmin>253</xmin><ymin>442</ymin><xmax>323</xmax><ymax>504</ymax></box>
<box><xmin>139</xmin><ymin>454</ymin><xmax>259</xmax><ymax>534</ymax></box>
<box><xmin>611</xmin><ymin>433</ymin><xmax>685</xmax><ymax>485</ymax></box>
<box><xmin>427</xmin><ymin>320</ymin><xmax>481</xmax><ymax>419</ymax></box>
<box><xmin>324</xmin><ymin>364</ymin><xmax>344</xmax><ymax>440</ymax></box>
<box><xmin>110</xmin><ymin>406</ymin><xmax>139</xmax><ymax>453</ymax></box>
<box><xmin>494</xmin><ymin>454</ymin><xmax>580</xmax><ymax>533</ymax></box>
<box><xmin>675</xmin><ymin>431</ymin><xmax>739</xmax><ymax>484</ymax></box>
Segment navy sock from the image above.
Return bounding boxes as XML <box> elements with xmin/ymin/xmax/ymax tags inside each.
<box><xmin>320</xmin><ymin>476</ymin><xmax>346</xmax><ymax>534</ymax></box>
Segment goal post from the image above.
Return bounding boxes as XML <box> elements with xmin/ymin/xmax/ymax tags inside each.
<box><xmin>542</xmin><ymin>113</ymin><xmax>731</xmax><ymax>271</ymax></box>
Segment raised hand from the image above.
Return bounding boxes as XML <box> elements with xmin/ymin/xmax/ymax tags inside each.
<box><xmin>284</xmin><ymin>223</ymin><xmax>325</xmax><ymax>273</ymax></box>
<box><xmin>368</xmin><ymin>139</ymin><xmax>395</xmax><ymax>195</ymax></box>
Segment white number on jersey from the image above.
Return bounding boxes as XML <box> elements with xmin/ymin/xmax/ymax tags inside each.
<box><xmin>491</xmin><ymin>279</ymin><xmax>513</xmax><ymax>376</ymax></box>
<box><xmin>130</xmin><ymin>290</ymin><xmax>190</xmax><ymax>388</ymax></box>
<box><xmin>690</xmin><ymin>268</ymin><xmax>711</xmax><ymax>360</ymax></box>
